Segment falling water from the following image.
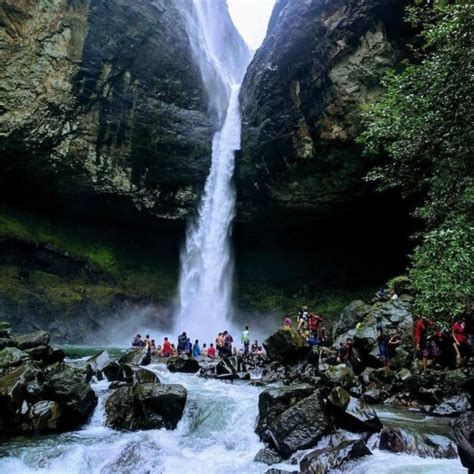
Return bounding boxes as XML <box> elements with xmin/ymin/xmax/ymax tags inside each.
<box><xmin>175</xmin><ymin>1</ymin><xmax>252</xmax><ymax>339</ymax></box>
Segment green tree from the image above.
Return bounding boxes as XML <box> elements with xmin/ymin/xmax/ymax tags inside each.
<box><xmin>359</xmin><ymin>3</ymin><xmax>474</xmax><ymax>319</ymax></box>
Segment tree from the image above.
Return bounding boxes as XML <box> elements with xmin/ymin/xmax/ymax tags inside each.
<box><xmin>359</xmin><ymin>2</ymin><xmax>474</xmax><ymax>319</ymax></box>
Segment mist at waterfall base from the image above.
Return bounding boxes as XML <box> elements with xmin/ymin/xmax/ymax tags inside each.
<box><xmin>173</xmin><ymin>0</ymin><xmax>253</xmax><ymax>342</ymax></box>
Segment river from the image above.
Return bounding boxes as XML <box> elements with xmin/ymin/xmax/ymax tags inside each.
<box><xmin>0</xmin><ymin>354</ymin><xmax>466</xmax><ymax>474</ymax></box>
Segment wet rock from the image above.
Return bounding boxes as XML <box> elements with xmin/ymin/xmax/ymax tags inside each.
<box><xmin>379</xmin><ymin>427</ymin><xmax>458</xmax><ymax>459</ymax></box>
<box><xmin>332</xmin><ymin>301</ymin><xmax>372</xmax><ymax>340</ymax></box>
<box><xmin>256</xmin><ymin>384</ymin><xmax>314</xmax><ymax>437</ymax></box>
<box><xmin>87</xmin><ymin>351</ymin><xmax>111</xmax><ymax>371</ymax></box>
<box><xmin>216</xmin><ymin>355</ymin><xmax>247</xmax><ymax>378</ymax></box>
<box><xmin>105</xmin><ymin>383</ymin><xmax>187</xmax><ymax>431</ymax></box>
<box><xmin>120</xmin><ymin>364</ymin><xmax>160</xmax><ymax>385</ymax></box>
<box><xmin>263</xmin><ymin>327</ymin><xmax>308</xmax><ymax>364</ymax></box>
<box><xmin>432</xmin><ymin>394</ymin><xmax>471</xmax><ymax>417</ymax></box>
<box><xmin>0</xmin><ymin>347</ymin><xmax>30</xmax><ymax>369</ymax></box>
<box><xmin>254</xmin><ymin>447</ymin><xmax>283</xmax><ymax>465</ymax></box>
<box><xmin>166</xmin><ymin>356</ymin><xmax>200</xmax><ymax>374</ymax></box>
<box><xmin>300</xmin><ymin>440</ymin><xmax>372</xmax><ymax>473</ymax></box>
<box><xmin>118</xmin><ymin>348</ymin><xmax>151</xmax><ymax>367</ymax></box>
<box><xmin>12</xmin><ymin>330</ymin><xmax>50</xmax><ymax>350</ymax></box>
<box><xmin>325</xmin><ymin>364</ymin><xmax>357</xmax><ymax>389</ymax></box>
<box><xmin>264</xmin><ymin>391</ymin><xmax>331</xmax><ymax>458</ymax></box>
<box><xmin>47</xmin><ymin>364</ymin><xmax>98</xmax><ymax>429</ymax></box>
<box><xmin>327</xmin><ymin>386</ymin><xmax>382</xmax><ymax>433</ymax></box>
<box><xmin>101</xmin><ymin>361</ymin><xmax>121</xmax><ymax>381</ymax></box>
<box><xmin>451</xmin><ymin>413</ymin><xmax>474</xmax><ymax>472</ymax></box>
<box><xmin>0</xmin><ymin>447</ymin><xmax>9</xmax><ymax>458</ymax></box>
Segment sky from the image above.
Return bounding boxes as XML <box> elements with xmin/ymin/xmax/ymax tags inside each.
<box><xmin>227</xmin><ymin>0</ymin><xmax>276</xmax><ymax>51</ymax></box>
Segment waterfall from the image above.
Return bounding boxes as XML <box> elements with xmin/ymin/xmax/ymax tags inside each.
<box><xmin>175</xmin><ymin>1</ymin><xmax>252</xmax><ymax>340</ymax></box>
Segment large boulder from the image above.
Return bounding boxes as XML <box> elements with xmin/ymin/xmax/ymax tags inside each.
<box><xmin>432</xmin><ymin>394</ymin><xmax>471</xmax><ymax>417</ymax></box>
<box><xmin>12</xmin><ymin>330</ymin><xmax>50</xmax><ymax>350</ymax></box>
<box><xmin>332</xmin><ymin>301</ymin><xmax>371</xmax><ymax>340</ymax></box>
<box><xmin>216</xmin><ymin>356</ymin><xmax>249</xmax><ymax>380</ymax></box>
<box><xmin>0</xmin><ymin>347</ymin><xmax>30</xmax><ymax>369</ymax></box>
<box><xmin>262</xmin><ymin>391</ymin><xmax>331</xmax><ymax>457</ymax></box>
<box><xmin>451</xmin><ymin>413</ymin><xmax>474</xmax><ymax>472</ymax></box>
<box><xmin>263</xmin><ymin>327</ymin><xmax>308</xmax><ymax>364</ymax></box>
<box><xmin>105</xmin><ymin>383</ymin><xmax>187</xmax><ymax>431</ymax></box>
<box><xmin>300</xmin><ymin>440</ymin><xmax>372</xmax><ymax>473</ymax></box>
<box><xmin>118</xmin><ymin>348</ymin><xmax>151</xmax><ymax>367</ymax></box>
<box><xmin>120</xmin><ymin>364</ymin><xmax>160</xmax><ymax>385</ymax></box>
<box><xmin>256</xmin><ymin>384</ymin><xmax>315</xmax><ymax>436</ymax></box>
<box><xmin>87</xmin><ymin>351</ymin><xmax>112</xmax><ymax>371</ymax></box>
<box><xmin>0</xmin><ymin>360</ymin><xmax>97</xmax><ymax>434</ymax></box>
<box><xmin>166</xmin><ymin>356</ymin><xmax>200</xmax><ymax>374</ymax></box>
<box><xmin>327</xmin><ymin>386</ymin><xmax>382</xmax><ymax>433</ymax></box>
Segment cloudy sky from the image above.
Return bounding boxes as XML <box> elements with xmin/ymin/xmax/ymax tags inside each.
<box><xmin>227</xmin><ymin>0</ymin><xmax>276</xmax><ymax>50</ymax></box>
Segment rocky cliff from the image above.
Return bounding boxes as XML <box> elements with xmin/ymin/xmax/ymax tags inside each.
<box><xmin>0</xmin><ymin>0</ymin><xmax>213</xmax><ymax>221</ymax></box>
<box><xmin>238</xmin><ymin>0</ymin><xmax>411</xmax><ymax>222</ymax></box>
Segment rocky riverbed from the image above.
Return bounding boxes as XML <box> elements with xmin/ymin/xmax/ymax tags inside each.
<box><xmin>0</xmin><ymin>297</ymin><xmax>472</xmax><ymax>473</ymax></box>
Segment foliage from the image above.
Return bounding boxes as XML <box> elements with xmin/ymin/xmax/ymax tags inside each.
<box><xmin>359</xmin><ymin>3</ymin><xmax>473</xmax><ymax>319</ymax></box>
<box><xmin>387</xmin><ymin>275</ymin><xmax>412</xmax><ymax>296</ymax></box>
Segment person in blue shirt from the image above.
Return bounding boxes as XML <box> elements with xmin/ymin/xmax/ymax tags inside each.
<box><xmin>192</xmin><ymin>339</ymin><xmax>201</xmax><ymax>357</ymax></box>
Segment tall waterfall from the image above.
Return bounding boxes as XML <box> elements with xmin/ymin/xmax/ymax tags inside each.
<box><xmin>175</xmin><ymin>1</ymin><xmax>252</xmax><ymax>339</ymax></box>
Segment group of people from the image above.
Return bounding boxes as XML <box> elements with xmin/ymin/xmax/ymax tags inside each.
<box><xmin>414</xmin><ymin>314</ymin><xmax>472</xmax><ymax>370</ymax></box>
<box><xmin>131</xmin><ymin>325</ymin><xmax>266</xmax><ymax>361</ymax></box>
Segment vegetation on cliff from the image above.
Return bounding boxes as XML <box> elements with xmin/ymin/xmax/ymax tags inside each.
<box><xmin>359</xmin><ymin>3</ymin><xmax>473</xmax><ymax>318</ymax></box>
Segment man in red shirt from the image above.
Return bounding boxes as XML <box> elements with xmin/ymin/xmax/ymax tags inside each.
<box><xmin>308</xmin><ymin>313</ymin><xmax>323</xmax><ymax>334</ymax></box>
<box><xmin>452</xmin><ymin>317</ymin><xmax>469</xmax><ymax>367</ymax></box>
<box><xmin>414</xmin><ymin>316</ymin><xmax>428</xmax><ymax>371</ymax></box>
<box><xmin>161</xmin><ymin>337</ymin><xmax>172</xmax><ymax>357</ymax></box>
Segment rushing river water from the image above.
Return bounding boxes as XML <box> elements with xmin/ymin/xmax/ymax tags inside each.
<box><xmin>0</xmin><ymin>353</ymin><xmax>466</xmax><ymax>474</ymax></box>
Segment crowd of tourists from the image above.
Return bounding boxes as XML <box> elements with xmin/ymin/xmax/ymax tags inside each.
<box><xmin>131</xmin><ymin>325</ymin><xmax>266</xmax><ymax>361</ymax></box>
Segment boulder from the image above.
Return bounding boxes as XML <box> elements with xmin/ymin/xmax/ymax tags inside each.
<box><xmin>0</xmin><ymin>322</ymin><xmax>11</xmax><ymax>338</ymax></box>
<box><xmin>264</xmin><ymin>391</ymin><xmax>331</xmax><ymax>457</ymax></box>
<box><xmin>300</xmin><ymin>440</ymin><xmax>372</xmax><ymax>473</ymax></box>
<box><xmin>0</xmin><ymin>347</ymin><xmax>30</xmax><ymax>369</ymax></box>
<box><xmin>451</xmin><ymin>413</ymin><xmax>474</xmax><ymax>472</ymax></box>
<box><xmin>327</xmin><ymin>386</ymin><xmax>382</xmax><ymax>433</ymax></box>
<box><xmin>120</xmin><ymin>364</ymin><xmax>160</xmax><ymax>385</ymax></box>
<box><xmin>12</xmin><ymin>330</ymin><xmax>50</xmax><ymax>350</ymax></box>
<box><xmin>432</xmin><ymin>394</ymin><xmax>471</xmax><ymax>417</ymax></box>
<box><xmin>216</xmin><ymin>356</ymin><xmax>248</xmax><ymax>378</ymax></box>
<box><xmin>254</xmin><ymin>448</ymin><xmax>283</xmax><ymax>465</ymax></box>
<box><xmin>325</xmin><ymin>364</ymin><xmax>357</xmax><ymax>389</ymax></box>
<box><xmin>101</xmin><ymin>361</ymin><xmax>121</xmax><ymax>381</ymax></box>
<box><xmin>118</xmin><ymin>348</ymin><xmax>151</xmax><ymax>367</ymax></box>
<box><xmin>87</xmin><ymin>351</ymin><xmax>111</xmax><ymax>371</ymax></box>
<box><xmin>263</xmin><ymin>327</ymin><xmax>308</xmax><ymax>364</ymax></box>
<box><xmin>332</xmin><ymin>301</ymin><xmax>371</xmax><ymax>340</ymax></box>
<box><xmin>46</xmin><ymin>364</ymin><xmax>98</xmax><ymax>429</ymax></box>
<box><xmin>379</xmin><ymin>427</ymin><xmax>458</xmax><ymax>459</ymax></box>
<box><xmin>166</xmin><ymin>356</ymin><xmax>200</xmax><ymax>374</ymax></box>
<box><xmin>105</xmin><ymin>383</ymin><xmax>187</xmax><ymax>431</ymax></box>
<box><xmin>256</xmin><ymin>384</ymin><xmax>315</xmax><ymax>436</ymax></box>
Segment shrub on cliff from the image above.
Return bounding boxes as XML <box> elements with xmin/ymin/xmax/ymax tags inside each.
<box><xmin>359</xmin><ymin>3</ymin><xmax>474</xmax><ymax>319</ymax></box>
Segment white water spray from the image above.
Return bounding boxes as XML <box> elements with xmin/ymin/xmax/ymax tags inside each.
<box><xmin>175</xmin><ymin>1</ymin><xmax>252</xmax><ymax>340</ymax></box>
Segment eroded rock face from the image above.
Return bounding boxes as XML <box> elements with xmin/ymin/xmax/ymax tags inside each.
<box><xmin>0</xmin><ymin>0</ymin><xmax>214</xmax><ymax>221</ymax></box>
<box><xmin>166</xmin><ymin>356</ymin><xmax>200</xmax><ymax>374</ymax></box>
<box><xmin>238</xmin><ymin>0</ymin><xmax>411</xmax><ymax>222</ymax></box>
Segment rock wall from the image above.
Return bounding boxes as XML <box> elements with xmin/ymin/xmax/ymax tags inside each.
<box><xmin>0</xmin><ymin>0</ymin><xmax>213</xmax><ymax>220</ymax></box>
<box><xmin>238</xmin><ymin>0</ymin><xmax>411</xmax><ymax>222</ymax></box>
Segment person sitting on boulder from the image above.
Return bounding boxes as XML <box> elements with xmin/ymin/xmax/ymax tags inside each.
<box><xmin>452</xmin><ymin>316</ymin><xmax>470</xmax><ymax>368</ymax></box>
<box><xmin>161</xmin><ymin>337</ymin><xmax>172</xmax><ymax>357</ymax></box>
<box><xmin>376</xmin><ymin>317</ymin><xmax>390</xmax><ymax>373</ymax></box>
<box><xmin>177</xmin><ymin>332</ymin><xmax>187</xmax><ymax>354</ymax></box>
<box><xmin>144</xmin><ymin>335</ymin><xmax>152</xmax><ymax>352</ymax></box>
<box><xmin>414</xmin><ymin>316</ymin><xmax>429</xmax><ymax>371</ymax></box>
<box><xmin>207</xmin><ymin>343</ymin><xmax>216</xmax><ymax>358</ymax></box>
<box><xmin>297</xmin><ymin>305</ymin><xmax>310</xmax><ymax>331</ymax></box>
<box><xmin>202</xmin><ymin>343</ymin><xmax>208</xmax><ymax>357</ymax></box>
<box><xmin>171</xmin><ymin>343</ymin><xmax>178</xmax><ymax>356</ymax></box>
<box><xmin>132</xmin><ymin>334</ymin><xmax>142</xmax><ymax>347</ymax></box>
<box><xmin>251</xmin><ymin>339</ymin><xmax>259</xmax><ymax>354</ymax></box>
<box><xmin>185</xmin><ymin>337</ymin><xmax>192</xmax><ymax>356</ymax></box>
<box><xmin>193</xmin><ymin>339</ymin><xmax>201</xmax><ymax>357</ymax></box>
<box><xmin>150</xmin><ymin>339</ymin><xmax>157</xmax><ymax>353</ymax></box>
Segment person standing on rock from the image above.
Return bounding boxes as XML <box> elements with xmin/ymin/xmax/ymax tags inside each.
<box><xmin>376</xmin><ymin>317</ymin><xmax>390</xmax><ymax>373</ymax></box>
<box><xmin>242</xmin><ymin>325</ymin><xmax>250</xmax><ymax>355</ymax></box>
<box><xmin>297</xmin><ymin>305</ymin><xmax>310</xmax><ymax>331</ymax></box>
<box><xmin>452</xmin><ymin>316</ymin><xmax>470</xmax><ymax>368</ymax></box>
<box><xmin>177</xmin><ymin>332</ymin><xmax>187</xmax><ymax>354</ymax></box>
<box><xmin>414</xmin><ymin>316</ymin><xmax>428</xmax><ymax>371</ymax></box>
<box><xmin>192</xmin><ymin>339</ymin><xmax>201</xmax><ymax>357</ymax></box>
<box><xmin>161</xmin><ymin>337</ymin><xmax>172</xmax><ymax>357</ymax></box>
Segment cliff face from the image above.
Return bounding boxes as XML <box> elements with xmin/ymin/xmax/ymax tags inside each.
<box><xmin>238</xmin><ymin>0</ymin><xmax>411</xmax><ymax>222</ymax></box>
<box><xmin>0</xmin><ymin>0</ymin><xmax>212</xmax><ymax>220</ymax></box>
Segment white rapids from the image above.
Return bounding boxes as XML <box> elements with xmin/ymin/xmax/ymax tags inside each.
<box><xmin>174</xmin><ymin>0</ymin><xmax>252</xmax><ymax>341</ymax></box>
